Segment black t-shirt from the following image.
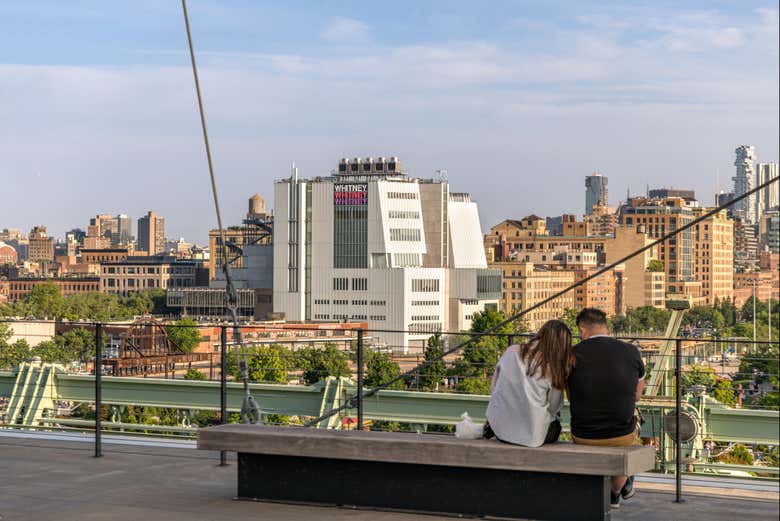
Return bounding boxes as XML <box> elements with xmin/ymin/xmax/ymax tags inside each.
<box><xmin>567</xmin><ymin>336</ymin><xmax>645</xmax><ymax>439</ymax></box>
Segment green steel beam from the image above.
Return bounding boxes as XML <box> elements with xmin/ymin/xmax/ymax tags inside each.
<box><xmin>2</xmin><ymin>367</ymin><xmax>776</xmax><ymax>446</ymax></box>
<box><xmin>0</xmin><ymin>370</ymin><xmax>15</xmax><ymax>397</ymax></box>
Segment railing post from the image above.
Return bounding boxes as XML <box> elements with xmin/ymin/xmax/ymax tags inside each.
<box><xmin>674</xmin><ymin>338</ymin><xmax>683</xmax><ymax>503</ymax></box>
<box><xmin>220</xmin><ymin>325</ymin><xmax>228</xmax><ymax>466</ymax></box>
<box><xmin>357</xmin><ymin>329</ymin><xmax>364</xmax><ymax>431</ymax></box>
<box><xmin>95</xmin><ymin>323</ymin><xmax>103</xmax><ymax>458</ymax></box>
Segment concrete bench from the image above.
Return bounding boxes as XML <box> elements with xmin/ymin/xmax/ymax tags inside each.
<box><xmin>198</xmin><ymin>424</ymin><xmax>655</xmax><ymax>521</ymax></box>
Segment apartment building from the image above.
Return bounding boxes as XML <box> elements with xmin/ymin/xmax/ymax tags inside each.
<box><xmin>619</xmin><ymin>197</ymin><xmax>703</xmax><ymax>304</ymax></box>
<box><xmin>5</xmin><ymin>277</ymin><xmax>99</xmax><ymax>301</ymax></box>
<box><xmin>100</xmin><ymin>256</ymin><xmax>200</xmax><ymax>296</ymax></box>
<box><xmin>28</xmin><ymin>226</ymin><xmax>54</xmax><ymax>262</ymax></box>
<box><xmin>692</xmin><ymin>208</ymin><xmax>733</xmax><ymax>305</ymax></box>
<box><xmin>493</xmin><ymin>261</ymin><xmax>575</xmax><ymax>331</ymax></box>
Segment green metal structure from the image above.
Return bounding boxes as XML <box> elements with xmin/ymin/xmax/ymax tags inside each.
<box><xmin>2</xmin><ymin>362</ymin><xmax>777</xmax><ymax>453</ymax></box>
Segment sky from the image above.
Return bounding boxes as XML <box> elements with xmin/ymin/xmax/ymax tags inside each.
<box><xmin>0</xmin><ymin>0</ymin><xmax>778</xmax><ymax>244</ymax></box>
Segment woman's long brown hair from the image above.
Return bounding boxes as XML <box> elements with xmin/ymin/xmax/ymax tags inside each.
<box><xmin>519</xmin><ymin>319</ymin><xmax>575</xmax><ymax>390</ymax></box>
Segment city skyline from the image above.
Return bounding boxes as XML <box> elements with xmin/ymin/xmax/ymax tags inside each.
<box><xmin>1</xmin><ymin>1</ymin><xmax>778</xmax><ymax>241</ymax></box>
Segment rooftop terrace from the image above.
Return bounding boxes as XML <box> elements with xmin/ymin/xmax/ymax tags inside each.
<box><xmin>1</xmin><ymin>431</ymin><xmax>777</xmax><ymax>521</ymax></box>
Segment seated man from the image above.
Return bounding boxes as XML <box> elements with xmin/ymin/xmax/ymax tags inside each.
<box><xmin>566</xmin><ymin>308</ymin><xmax>645</xmax><ymax>509</ymax></box>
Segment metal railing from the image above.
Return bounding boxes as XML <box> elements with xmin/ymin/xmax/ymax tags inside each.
<box><xmin>1</xmin><ymin>318</ymin><xmax>778</xmax><ymax>503</ymax></box>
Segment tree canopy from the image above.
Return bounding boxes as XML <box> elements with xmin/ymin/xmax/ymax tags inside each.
<box><xmin>165</xmin><ymin>318</ymin><xmax>201</xmax><ymax>353</ymax></box>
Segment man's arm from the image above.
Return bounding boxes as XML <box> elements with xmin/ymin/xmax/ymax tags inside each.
<box><xmin>635</xmin><ymin>378</ymin><xmax>646</xmax><ymax>402</ymax></box>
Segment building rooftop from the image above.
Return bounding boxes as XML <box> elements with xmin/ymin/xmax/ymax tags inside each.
<box><xmin>1</xmin><ymin>431</ymin><xmax>777</xmax><ymax>521</ymax></box>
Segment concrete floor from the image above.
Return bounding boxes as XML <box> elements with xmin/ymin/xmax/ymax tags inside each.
<box><xmin>1</xmin><ymin>435</ymin><xmax>778</xmax><ymax>521</ymax></box>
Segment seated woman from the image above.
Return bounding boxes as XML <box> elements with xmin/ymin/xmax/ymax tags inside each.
<box><xmin>485</xmin><ymin>320</ymin><xmax>574</xmax><ymax>447</ymax></box>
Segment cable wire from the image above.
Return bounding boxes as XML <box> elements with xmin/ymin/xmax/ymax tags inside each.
<box><xmin>180</xmin><ymin>0</ymin><xmax>259</xmax><ymax>424</ymax></box>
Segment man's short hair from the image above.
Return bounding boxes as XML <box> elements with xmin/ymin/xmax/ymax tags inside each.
<box><xmin>576</xmin><ymin>308</ymin><xmax>608</xmax><ymax>327</ymax></box>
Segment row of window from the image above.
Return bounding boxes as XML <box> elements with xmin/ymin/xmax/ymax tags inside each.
<box><xmin>411</xmin><ymin>315</ymin><xmax>440</xmax><ymax>321</ymax></box>
<box><xmin>105</xmin><ymin>266</ymin><xmax>191</xmax><ymax>275</ymax></box>
<box><xmin>315</xmin><ymin>299</ymin><xmax>386</xmax><ymax>306</ymax></box>
<box><xmin>411</xmin><ymin>278</ymin><xmax>440</xmax><ymax>292</ymax></box>
<box><xmin>370</xmin><ymin>300</ymin><xmax>386</xmax><ymax>306</ymax></box>
<box><xmin>394</xmin><ymin>253</ymin><xmax>420</xmax><ymax>267</ymax></box>
<box><xmin>408</xmin><ymin>322</ymin><xmax>443</xmax><ymax>333</ymax></box>
<box><xmin>387</xmin><ymin>192</ymin><xmax>418</xmax><ymax>200</ymax></box>
<box><xmin>388</xmin><ymin>210</ymin><xmax>420</xmax><ymax>219</ymax></box>
<box><xmin>390</xmin><ymin>228</ymin><xmax>421</xmax><ymax>241</ymax></box>
<box><xmin>411</xmin><ymin>300</ymin><xmax>439</xmax><ymax>306</ymax></box>
<box><xmin>352</xmin><ymin>300</ymin><xmax>368</xmax><ymax>306</ymax></box>
<box><xmin>369</xmin><ymin>315</ymin><xmax>387</xmax><ymax>321</ymax></box>
<box><xmin>333</xmin><ymin>277</ymin><xmax>369</xmax><ymax>291</ymax></box>
<box><xmin>333</xmin><ymin>299</ymin><xmax>348</xmax><ymax>305</ymax></box>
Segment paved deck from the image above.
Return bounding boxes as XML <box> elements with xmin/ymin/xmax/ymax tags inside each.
<box><xmin>0</xmin><ymin>433</ymin><xmax>778</xmax><ymax>521</ymax></box>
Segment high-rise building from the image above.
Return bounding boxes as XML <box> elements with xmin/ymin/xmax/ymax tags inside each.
<box><xmin>0</xmin><ymin>242</ymin><xmax>18</xmax><ymax>265</ymax></box>
<box><xmin>692</xmin><ymin>208</ymin><xmax>733</xmax><ymax>305</ymax></box>
<box><xmin>733</xmin><ymin>217</ymin><xmax>759</xmax><ymax>270</ymax></box>
<box><xmin>585</xmin><ymin>173</ymin><xmax>608</xmax><ymax>215</ymax></box>
<box><xmin>137</xmin><ymin>211</ymin><xmax>165</xmax><ymax>255</ymax></box>
<box><xmin>759</xmin><ymin>209</ymin><xmax>779</xmax><ymax>254</ymax></box>
<box><xmin>756</xmin><ymin>162</ymin><xmax>778</xmax><ymax>216</ymax></box>
<box><xmin>116</xmin><ymin>214</ymin><xmax>132</xmax><ymax>246</ymax></box>
<box><xmin>28</xmin><ymin>226</ymin><xmax>54</xmax><ymax>262</ymax></box>
<box><xmin>733</xmin><ymin>145</ymin><xmax>756</xmax><ymax>223</ymax></box>
<box><xmin>273</xmin><ymin>157</ymin><xmax>501</xmax><ymax>352</ymax></box>
<box><xmin>86</xmin><ymin>214</ymin><xmax>131</xmax><ymax>248</ymax></box>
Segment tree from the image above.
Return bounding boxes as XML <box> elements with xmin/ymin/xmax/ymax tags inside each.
<box><xmin>561</xmin><ymin>308</ymin><xmax>578</xmax><ymax>333</ymax></box>
<box><xmin>612</xmin><ymin>306</ymin><xmax>671</xmax><ymax>334</ymax></box>
<box><xmin>184</xmin><ymin>368</ymin><xmax>206</xmax><ymax>380</ymax></box>
<box><xmin>683</xmin><ymin>306</ymin><xmax>725</xmax><ymax>330</ymax></box>
<box><xmin>740</xmin><ymin>296</ymin><xmax>767</xmax><ymax>323</ymax></box>
<box><xmin>681</xmin><ymin>365</ymin><xmax>736</xmax><ymax>406</ymax></box>
<box><xmin>717</xmin><ymin>444</ymin><xmax>754</xmax><ymax>466</ymax></box>
<box><xmin>739</xmin><ymin>345</ymin><xmax>779</xmax><ymax>385</ymax></box>
<box><xmin>364</xmin><ymin>350</ymin><xmax>405</xmax><ymax>390</ymax></box>
<box><xmin>647</xmin><ymin>259</ymin><xmax>664</xmax><ymax>272</ymax></box>
<box><xmin>456</xmin><ymin>377</ymin><xmax>491</xmax><ymax>395</ymax></box>
<box><xmin>227</xmin><ymin>344</ymin><xmax>290</xmax><ymax>383</ymax></box>
<box><xmin>165</xmin><ymin>318</ymin><xmax>201</xmax><ymax>353</ymax></box>
<box><xmin>27</xmin><ymin>282</ymin><xmax>64</xmax><ymax>318</ymax></box>
<box><xmin>419</xmin><ymin>334</ymin><xmax>446</xmax><ymax>391</ymax></box>
<box><xmin>297</xmin><ymin>343</ymin><xmax>350</xmax><ymax>385</ymax></box>
<box><xmin>0</xmin><ymin>322</ymin><xmax>11</xmax><ymax>346</ymax></box>
<box><xmin>0</xmin><ymin>339</ymin><xmax>31</xmax><ymax>369</ymax></box>
<box><xmin>49</xmin><ymin>328</ymin><xmax>97</xmax><ymax>363</ymax></box>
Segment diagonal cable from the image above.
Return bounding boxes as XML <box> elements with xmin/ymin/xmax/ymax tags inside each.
<box><xmin>181</xmin><ymin>0</ymin><xmax>260</xmax><ymax>423</ymax></box>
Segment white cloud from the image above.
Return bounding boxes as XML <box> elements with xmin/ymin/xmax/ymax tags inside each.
<box><xmin>321</xmin><ymin>17</ymin><xmax>370</xmax><ymax>44</ymax></box>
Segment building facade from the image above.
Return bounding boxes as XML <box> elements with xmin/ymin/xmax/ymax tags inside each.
<box><xmin>759</xmin><ymin>209</ymin><xmax>779</xmax><ymax>254</ymax></box>
<box><xmin>493</xmin><ymin>261</ymin><xmax>575</xmax><ymax>331</ymax></box>
<box><xmin>585</xmin><ymin>173</ymin><xmax>608</xmax><ymax>215</ymax></box>
<box><xmin>100</xmin><ymin>256</ymin><xmax>198</xmax><ymax>296</ymax></box>
<box><xmin>619</xmin><ymin>197</ymin><xmax>702</xmax><ymax>303</ymax></box>
<box><xmin>733</xmin><ymin>145</ymin><xmax>757</xmax><ymax>223</ymax></box>
<box><xmin>5</xmin><ymin>277</ymin><xmax>99</xmax><ymax>301</ymax></box>
<box><xmin>756</xmin><ymin>162</ymin><xmax>778</xmax><ymax>217</ymax></box>
<box><xmin>27</xmin><ymin>226</ymin><xmax>54</xmax><ymax>262</ymax></box>
<box><xmin>137</xmin><ymin>211</ymin><xmax>165</xmax><ymax>255</ymax></box>
<box><xmin>272</xmin><ymin>158</ymin><xmax>501</xmax><ymax>352</ymax></box>
<box><xmin>0</xmin><ymin>242</ymin><xmax>18</xmax><ymax>265</ymax></box>
<box><xmin>692</xmin><ymin>208</ymin><xmax>733</xmax><ymax>305</ymax></box>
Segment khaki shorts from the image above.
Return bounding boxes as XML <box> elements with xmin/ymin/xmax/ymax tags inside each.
<box><xmin>572</xmin><ymin>428</ymin><xmax>638</xmax><ymax>447</ymax></box>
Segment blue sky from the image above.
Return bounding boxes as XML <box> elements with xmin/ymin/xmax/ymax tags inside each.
<box><xmin>1</xmin><ymin>1</ymin><xmax>778</xmax><ymax>243</ymax></box>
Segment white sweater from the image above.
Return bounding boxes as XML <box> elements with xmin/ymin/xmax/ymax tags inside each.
<box><xmin>485</xmin><ymin>344</ymin><xmax>563</xmax><ymax>447</ymax></box>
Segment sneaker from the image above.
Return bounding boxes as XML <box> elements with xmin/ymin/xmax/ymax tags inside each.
<box><xmin>610</xmin><ymin>491</ymin><xmax>621</xmax><ymax>509</ymax></box>
<box><xmin>621</xmin><ymin>476</ymin><xmax>635</xmax><ymax>500</ymax></box>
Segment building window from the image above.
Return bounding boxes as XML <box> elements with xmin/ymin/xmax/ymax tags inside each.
<box><xmin>412</xmin><ymin>279</ymin><xmax>440</xmax><ymax>292</ymax></box>
<box><xmin>333</xmin><ymin>277</ymin><xmax>349</xmax><ymax>291</ymax></box>
<box><xmin>389</xmin><ymin>228</ymin><xmax>421</xmax><ymax>241</ymax></box>
<box><xmin>388</xmin><ymin>210</ymin><xmax>420</xmax><ymax>219</ymax></box>
<box><xmin>393</xmin><ymin>253</ymin><xmax>420</xmax><ymax>267</ymax></box>
<box><xmin>334</xmin><ymin>202</ymin><xmax>368</xmax><ymax>269</ymax></box>
<box><xmin>387</xmin><ymin>192</ymin><xmax>418</xmax><ymax>200</ymax></box>
<box><xmin>352</xmin><ymin>278</ymin><xmax>368</xmax><ymax>291</ymax></box>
